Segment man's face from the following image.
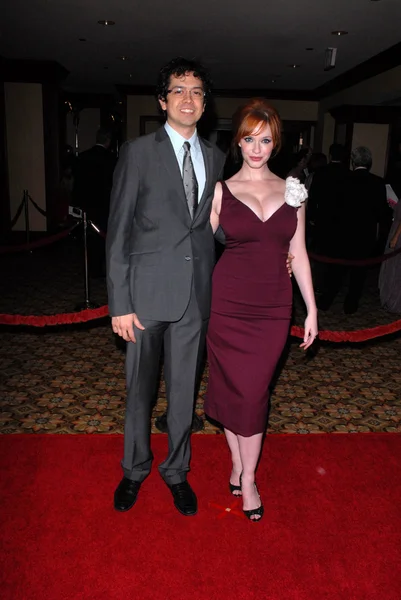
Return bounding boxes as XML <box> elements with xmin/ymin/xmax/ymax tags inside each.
<box><xmin>159</xmin><ymin>72</ymin><xmax>205</xmax><ymax>136</ymax></box>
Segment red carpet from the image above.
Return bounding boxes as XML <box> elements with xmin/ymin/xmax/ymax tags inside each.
<box><xmin>1</xmin><ymin>434</ymin><xmax>400</xmax><ymax>600</ymax></box>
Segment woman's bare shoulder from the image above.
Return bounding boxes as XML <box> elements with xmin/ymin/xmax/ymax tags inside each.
<box><xmin>214</xmin><ymin>180</ymin><xmax>224</xmax><ymax>195</ymax></box>
<box><xmin>212</xmin><ymin>181</ymin><xmax>224</xmax><ymax>212</ymax></box>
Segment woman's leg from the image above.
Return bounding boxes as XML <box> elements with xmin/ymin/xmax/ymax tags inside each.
<box><xmin>224</xmin><ymin>428</ymin><xmax>243</xmax><ymax>494</ymax></box>
<box><xmin>238</xmin><ymin>433</ymin><xmax>264</xmax><ymax>519</ymax></box>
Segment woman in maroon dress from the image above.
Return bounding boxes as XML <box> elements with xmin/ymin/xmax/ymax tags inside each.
<box><xmin>206</xmin><ymin>99</ymin><xmax>318</xmax><ymax>521</ymax></box>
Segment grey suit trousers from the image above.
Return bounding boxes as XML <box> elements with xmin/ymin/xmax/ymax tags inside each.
<box><xmin>122</xmin><ymin>281</ymin><xmax>208</xmax><ymax>485</ymax></box>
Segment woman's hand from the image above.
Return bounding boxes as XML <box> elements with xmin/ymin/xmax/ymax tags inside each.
<box><xmin>300</xmin><ymin>311</ymin><xmax>318</xmax><ymax>351</ymax></box>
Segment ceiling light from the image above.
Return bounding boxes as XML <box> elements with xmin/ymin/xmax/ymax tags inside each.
<box><xmin>305</xmin><ymin>47</ymin><xmax>314</xmax><ymax>51</ymax></box>
<box><xmin>98</xmin><ymin>20</ymin><xmax>115</xmax><ymax>26</ymax></box>
<box><xmin>288</xmin><ymin>64</ymin><xmax>300</xmax><ymax>68</ymax></box>
<box><xmin>78</xmin><ymin>38</ymin><xmax>86</xmax><ymax>42</ymax></box>
<box><xmin>118</xmin><ymin>56</ymin><xmax>129</xmax><ymax>61</ymax></box>
<box><xmin>324</xmin><ymin>48</ymin><xmax>337</xmax><ymax>71</ymax></box>
<box><xmin>331</xmin><ymin>30</ymin><xmax>348</xmax><ymax>36</ymax></box>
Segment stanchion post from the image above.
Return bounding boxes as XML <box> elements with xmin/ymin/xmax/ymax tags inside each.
<box><xmin>75</xmin><ymin>210</ymin><xmax>98</xmax><ymax>311</ymax></box>
<box><xmin>83</xmin><ymin>211</ymin><xmax>90</xmax><ymax>306</ymax></box>
<box><xmin>23</xmin><ymin>190</ymin><xmax>30</xmax><ymax>248</ymax></box>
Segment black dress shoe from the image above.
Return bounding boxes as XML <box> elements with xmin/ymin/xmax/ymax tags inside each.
<box><xmin>155</xmin><ymin>412</ymin><xmax>204</xmax><ymax>433</ymax></box>
<box><xmin>154</xmin><ymin>413</ymin><xmax>168</xmax><ymax>432</ymax></box>
<box><xmin>168</xmin><ymin>481</ymin><xmax>197</xmax><ymax>516</ymax></box>
<box><xmin>114</xmin><ymin>477</ymin><xmax>142</xmax><ymax>512</ymax></box>
<box><xmin>191</xmin><ymin>413</ymin><xmax>204</xmax><ymax>432</ymax></box>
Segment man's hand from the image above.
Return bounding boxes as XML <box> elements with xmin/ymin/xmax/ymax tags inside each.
<box><xmin>286</xmin><ymin>253</ymin><xmax>294</xmax><ymax>277</ymax></box>
<box><xmin>112</xmin><ymin>313</ymin><xmax>145</xmax><ymax>343</ymax></box>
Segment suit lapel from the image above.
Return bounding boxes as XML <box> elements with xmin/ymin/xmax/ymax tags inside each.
<box><xmin>155</xmin><ymin>127</ymin><xmax>214</xmax><ymax>225</ymax></box>
<box><xmin>193</xmin><ymin>138</ymin><xmax>214</xmax><ymax>224</ymax></box>
<box><xmin>155</xmin><ymin>127</ymin><xmax>188</xmax><ymax>209</ymax></box>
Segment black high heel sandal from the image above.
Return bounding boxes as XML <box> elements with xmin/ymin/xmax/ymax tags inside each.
<box><xmin>229</xmin><ymin>481</ymin><xmax>242</xmax><ymax>496</ymax></box>
<box><xmin>229</xmin><ymin>471</ymin><xmax>243</xmax><ymax>496</ymax></box>
<box><xmin>240</xmin><ymin>475</ymin><xmax>264</xmax><ymax>522</ymax></box>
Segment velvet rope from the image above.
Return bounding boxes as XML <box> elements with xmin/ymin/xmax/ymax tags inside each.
<box><xmin>308</xmin><ymin>246</ymin><xmax>401</xmax><ymax>266</ymax></box>
<box><xmin>28</xmin><ymin>194</ymin><xmax>47</xmax><ymax>218</ymax></box>
<box><xmin>0</xmin><ymin>305</ymin><xmax>400</xmax><ymax>343</ymax></box>
<box><xmin>0</xmin><ymin>225</ymin><xmax>78</xmax><ymax>255</ymax></box>
<box><xmin>90</xmin><ymin>222</ymin><xmax>106</xmax><ymax>238</ymax></box>
<box><xmin>90</xmin><ymin>224</ymin><xmax>401</xmax><ymax>267</ymax></box>
<box><xmin>0</xmin><ymin>306</ymin><xmax>109</xmax><ymax>327</ymax></box>
<box><xmin>10</xmin><ymin>196</ymin><xmax>25</xmax><ymax>229</ymax></box>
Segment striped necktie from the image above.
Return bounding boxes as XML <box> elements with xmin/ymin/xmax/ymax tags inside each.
<box><xmin>182</xmin><ymin>141</ymin><xmax>198</xmax><ymax>219</ymax></box>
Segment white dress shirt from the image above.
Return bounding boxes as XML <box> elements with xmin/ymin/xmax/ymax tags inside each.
<box><xmin>164</xmin><ymin>122</ymin><xmax>206</xmax><ymax>201</ymax></box>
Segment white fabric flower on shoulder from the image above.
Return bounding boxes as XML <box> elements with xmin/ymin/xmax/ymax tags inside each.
<box><xmin>284</xmin><ymin>176</ymin><xmax>308</xmax><ymax>208</ymax></box>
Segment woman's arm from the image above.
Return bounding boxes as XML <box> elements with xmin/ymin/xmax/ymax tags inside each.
<box><xmin>289</xmin><ymin>204</ymin><xmax>318</xmax><ymax>349</ymax></box>
<box><xmin>210</xmin><ymin>182</ymin><xmax>223</xmax><ymax>234</ymax></box>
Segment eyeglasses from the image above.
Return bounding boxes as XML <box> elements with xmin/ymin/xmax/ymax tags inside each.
<box><xmin>166</xmin><ymin>86</ymin><xmax>205</xmax><ymax>99</ymax></box>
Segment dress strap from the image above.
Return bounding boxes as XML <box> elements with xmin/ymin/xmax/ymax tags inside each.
<box><xmin>219</xmin><ymin>181</ymin><xmax>230</xmax><ymax>212</ymax></box>
<box><xmin>220</xmin><ymin>180</ymin><xmax>231</xmax><ymax>197</ymax></box>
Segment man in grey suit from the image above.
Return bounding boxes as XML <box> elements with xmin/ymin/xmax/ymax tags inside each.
<box><xmin>106</xmin><ymin>57</ymin><xmax>226</xmax><ymax>516</ymax></box>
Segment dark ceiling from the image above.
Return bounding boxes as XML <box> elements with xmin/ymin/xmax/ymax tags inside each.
<box><xmin>1</xmin><ymin>0</ymin><xmax>401</xmax><ymax>97</ymax></box>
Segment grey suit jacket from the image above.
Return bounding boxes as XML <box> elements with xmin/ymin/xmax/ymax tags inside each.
<box><xmin>106</xmin><ymin>126</ymin><xmax>226</xmax><ymax>321</ymax></box>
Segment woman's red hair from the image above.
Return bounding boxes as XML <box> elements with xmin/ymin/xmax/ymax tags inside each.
<box><xmin>232</xmin><ymin>98</ymin><xmax>282</xmax><ymax>157</ymax></box>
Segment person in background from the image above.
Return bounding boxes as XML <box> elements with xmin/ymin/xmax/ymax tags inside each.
<box><xmin>74</xmin><ymin>128</ymin><xmax>116</xmax><ymax>276</ymax></box>
<box><xmin>317</xmin><ymin>146</ymin><xmax>391</xmax><ymax>313</ymax></box>
<box><xmin>379</xmin><ymin>178</ymin><xmax>401</xmax><ymax>313</ymax></box>
<box><xmin>305</xmin><ymin>152</ymin><xmax>327</xmax><ymax>192</ymax></box>
<box><xmin>287</xmin><ymin>147</ymin><xmax>312</xmax><ymax>184</ymax></box>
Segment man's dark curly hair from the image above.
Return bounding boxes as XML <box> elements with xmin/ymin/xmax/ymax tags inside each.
<box><xmin>156</xmin><ymin>57</ymin><xmax>212</xmax><ymax>103</ymax></box>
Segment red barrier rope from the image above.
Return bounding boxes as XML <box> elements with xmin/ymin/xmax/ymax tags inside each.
<box><xmin>308</xmin><ymin>246</ymin><xmax>401</xmax><ymax>266</ymax></box>
<box><xmin>0</xmin><ymin>225</ymin><xmax>78</xmax><ymax>255</ymax></box>
<box><xmin>90</xmin><ymin>224</ymin><xmax>401</xmax><ymax>267</ymax></box>
<box><xmin>1</xmin><ymin>220</ymin><xmax>400</xmax><ymax>342</ymax></box>
<box><xmin>90</xmin><ymin>222</ymin><xmax>106</xmax><ymax>239</ymax></box>
<box><xmin>0</xmin><ymin>305</ymin><xmax>400</xmax><ymax>343</ymax></box>
<box><xmin>0</xmin><ymin>306</ymin><xmax>109</xmax><ymax>327</ymax></box>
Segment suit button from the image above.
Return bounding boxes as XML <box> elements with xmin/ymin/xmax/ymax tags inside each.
<box><xmin>190</xmin><ymin>228</ymin><xmax>193</xmax><ymax>233</ymax></box>
<box><xmin>184</xmin><ymin>256</ymin><xmax>191</xmax><ymax>261</ymax></box>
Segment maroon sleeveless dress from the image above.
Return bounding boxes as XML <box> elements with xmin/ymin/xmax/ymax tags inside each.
<box><xmin>205</xmin><ymin>181</ymin><xmax>298</xmax><ymax>437</ymax></box>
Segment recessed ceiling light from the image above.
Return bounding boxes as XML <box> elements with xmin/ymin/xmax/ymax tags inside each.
<box><xmin>271</xmin><ymin>79</ymin><xmax>276</xmax><ymax>83</ymax></box>
<box><xmin>98</xmin><ymin>20</ymin><xmax>115</xmax><ymax>26</ymax></box>
<box><xmin>129</xmin><ymin>74</ymin><xmax>133</xmax><ymax>78</ymax></box>
<box><xmin>118</xmin><ymin>56</ymin><xmax>129</xmax><ymax>61</ymax></box>
<box><xmin>79</xmin><ymin>38</ymin><xmax>87</xmax><ymax>42</ymax></box>
<box><xmin>305</xmin><ymin>47</ymin><xmax>314</xmax><ymax>51</ymax></box>
<box><xmin>103</xmin><ymin>66</ymin><xmax>109</xmax><ymax>70</ymax></box>
<box><xmin>331</xmin><ymin>30</ymin><xmax>348</xmax><ymax>36</ymax></box>
<box><xmin>288</xmin><ymin>64</ymin><xmax>300</xmax><ymax>68</ymax></box>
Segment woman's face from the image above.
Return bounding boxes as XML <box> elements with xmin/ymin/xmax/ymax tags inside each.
<box><xmin>238</xmin><ymin>123</ymin><xmax>274</xmax><ymax>169</ymax></box>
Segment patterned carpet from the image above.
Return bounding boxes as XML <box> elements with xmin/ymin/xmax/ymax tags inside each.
<box><xmin>0</xmin><ymin>232</ymin><xmax>400</xmax><ymax>434</ymax></box>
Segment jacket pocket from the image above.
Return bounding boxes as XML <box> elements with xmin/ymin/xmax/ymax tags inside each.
<box><xmin>129</xmin><ymin>252</ymin><xmax>160</xmax><ymax>266</ymax></box>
